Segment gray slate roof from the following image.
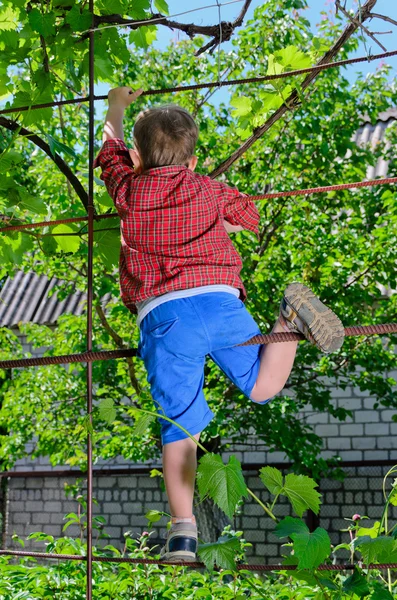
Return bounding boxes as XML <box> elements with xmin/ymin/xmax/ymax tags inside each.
<box><xmin>1</xmin><ymin>110</ymin><xmax>396</xmax><ymax>329</ymax></box>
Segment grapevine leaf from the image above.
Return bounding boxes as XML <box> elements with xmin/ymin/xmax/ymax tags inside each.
<box><xmin>154</xmin><ymin>0</ymin><xmax>169</xmax><ymax>15</ymax></box>
<box><xmin>0</xmin><ymin>7</ymin><xmax>19</xmax><ymax>31</ymax></box>
<box><xmin>28</xmin><ymin>8</ymin><xmax>56</xmax><ymax>38</ymax></box>
<box><xmin>52</xmin><ymin>224</ymin><xmax>81</xmax><ymax>253</ymax></box>
<box><xmin>259</xmin><ymin>466</ymin><xmax>283</xmax><ymax>495</ymax></box>
<box><xmin>129</xmin><ymin>26</ymin><xmax>157</xmax><ymax>50</ymax></box>
<box><xmin>230</xmin><ymin>95</ymin><xmax>252</xmax><ymax>118</ymax></box>
<box><xmin>274</xmin><ymin>516</ymin><xmax>309</xmax><ymax>539</ymax></box>
<box><xmin>65</xmin><ymin>6</ymin><xmax>93</xmax><ymax>32</ymax></box>
<box><xmin>45</xmin><ymin>134</ymin><xmax>77</xmax><ymax>159</ymax></box>
<box><xmin>197</xmin><ymin>454</ymin><xmax>248</xmax><ymax>519</ymax></box>
<box><xmin>371</xmin><ymin>582</ymin><xmax>394</xmax><ymax>599</ymax></box>
<box><xmin>198</xmin><ymin>536</ymin><xmax>240</xmax><ymax>571</ymax></box>
<box><xmin>129</xmin><ymin>0</ymin><xmax>151</xmax><ymax>19</ymax></box>
<box><xmin>356</xmin><ymin>521</ymin><xmax>383</xmax><ymax>538</ymax></box>
<box><xmin>132</xmin><ymin>413</ymin><xmax>155</xmax><ymax>437</ymax></box>
<box><xmin>291</xmin><ymin>527</ymin><xmax>331</xmax><ymax>570</ymax></box>
<box><xmin>145</xmin><ymin>509</ymin><xmax>163</xmax><ymax>523</ymax></box>
<box><xmin>98</xmin><ymin>398</ymin><xmax>117</xmax><ymax>425</ymax></box>
<box><xmin>283</xmin><ymin>473</ymin><xmax>321</xmax><ymax>517</ymax></box>
<box><xmin>342</xmin><ymin>569</ymin><xmax>370</xmax><ymax>597</ymax></box>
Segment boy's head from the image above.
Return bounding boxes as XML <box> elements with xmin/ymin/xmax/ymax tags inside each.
<box><xmin>130</xmin><ymin>105</ymin><xmax>198</xmax><ymax>173</ymax></box>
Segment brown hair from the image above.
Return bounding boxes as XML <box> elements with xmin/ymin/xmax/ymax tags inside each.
<box><xmin>133</xmin><ymin>105</ymin><xmax>199</xmax><ymax>170</ymax></box>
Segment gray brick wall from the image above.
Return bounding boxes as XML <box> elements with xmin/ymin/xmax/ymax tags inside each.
<box><xmin>5</xmin><ymin>465</ymin><xmax>397</xmax><ymax>563</ymax></box>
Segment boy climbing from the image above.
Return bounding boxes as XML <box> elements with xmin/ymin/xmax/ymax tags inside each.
<box><xmin>94</xmin><ymin>86</ymin><xmax>344</xmax><ymax>562</ymax></box>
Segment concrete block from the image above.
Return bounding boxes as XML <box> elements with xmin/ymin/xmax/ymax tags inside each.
<box><xmin>100</xmin><ymin>477</ymin><xmax>117</xmax><ymax>488</ymax></box>
<box><xmin>355</xmin><ymin>411</ymin><xmax>380</xmax><ymax>423</ymax></box>
<box><xmin>364</xmin><ymin>423</ymin><xmax>389</xmax><ymax>436</ymax></box>
<box><xmin>9</xmin><ymin>501</ymin><xmax>25</xmax><ymax>512</ymax></box>
<box><xmin>344</xmin><ymin>478</ymin><xmax>367</xmax><ymax>491</ymax></box>
<box><xmin>267</xmin><ymin>452</ymin><xmax>289</xmax><ymax>463</ymax></box>
<box><xmin>363</xmin><ymin>398</ymin><xmax>378</xmax><ymax>409</ymax></box>
<box><xmin>44</xmin><ymin>502</ymin><xmax>62</xmax><ymax>513</ymax></box>
<box><xmin>118</xmin><ymin>476</ymin><xmax>137</xmax><ymax>488</ymax></box>
<box><xmin>50</xmin><ymin>513</ymin><xmax>63</xmax><ymax>525</ymax></box>
<box><xmin>241</xmin><ymin>517</ymin><xmax>259</xmax><ymax>529</ymax></box>
<box><xmin>244</xmin><ymin>504</ymin><xmax>264</xmax><ymax>516</ymax></box>
<box><xmin>363</xmin><ymin>450</ymin><xmax>389</xmax><ymax>461</ymax></box>
<box><xmin>390</xmin><ymin>423</ymin><xmax>397</xmax><ymax>435</ymax></box>
<box><xmin>129</xmin><ymin>490</ymin><xmax>137</xmax><ymax>501</ymax></box>
<box><xmin>327</xmin><ymin>438</ymin><xmax>351</xmax><ymax>450</ymax></box>
<box><xmin>32</xmin><ymin>513</ymin><xmax>50</xmax><ymax>525</ymax></box>
<box><xmin>340</xmin><ymin>424</ymin><xmax>364</xmax><ymax>436</ymax></box>
<box><xmin>338</xmin><ymin>398</ymin><xmax>362</xmax><ymax>410</ymax></box>
<box><xmin>25</xmin><ymin>478</ymin><xmax>44</xmax><ymax>489</ymax></box>
<box><xmin>105</xmin><ymin>491</ymin><xmax>112</xmax><ymax>501</ymax></box>
<box><xmin>12</xmin><ymin>513</ymin><xmax>31</xmax><ymax>524</ymax></box>
<box><xmin>110</xmin><ymin>514</ymin><xmax>130</xmax><ymax>526</ymax></box>
<box><xmin>315</xmin><ymin>424</ymin><xmax>339</xmax><ymax>437</ymax></box>
<box><xmin>321</xmin><ymin>479</ymin><xmax>342</xmax><ymax>490</ymax></box>
<box><xmin>25</xmin><ymin>501</ymin><xmax>44</xmax><ymax>512</ymax></box>
<box><xmin>381</xmin><ymin>410</ymin><xmax>397</xmax><ymax>423</ymax></box>
<box><xmin>122</xmin><ymin>502</ymin><xmax>142</xmax><ymax>514</ymax></box>
<box><xmin>331</xmin><ymin>387</ymin><xmax>353</xmax><ymax>398</ymax></box>
<box><xmin>102</xmin><ymin>502</ymin><xmax>122</xmax><ymax>514</ymax></box>
<box><xmin>305</xmin><ymin>413</ymin><xmax>329</xmax><ymax>424</ymax></box>
<box><xmin>338</xmin><ymin>451</ymin><xmax>363</xmax><ymax>461</ymax></box>
<box><xmin>353</xmin><ymin>388</ymin><xmax>371</xmax><ymax>397</ymax></box>
<box><xmin>378</xmin><ymin>437</ymin><xmax>397</xmax><ymax>449</ymax></box>
<box><xmin>352</xmin><ymin>437</ymin><xmax>376</xmax><ymax>450</ymax></box>
<box><xmin>104</xmin><ymin>526</ymin><xmax>122</xmax><ymax>539</ymax></box>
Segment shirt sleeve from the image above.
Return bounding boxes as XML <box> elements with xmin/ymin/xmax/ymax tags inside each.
<box><xmin>93</xmin><ymin>138</ymin><xmax>138</xmax><ymax>212</ymax></box>
<box><xmin>211</xmin><ymin>179</ymin><xmax>260</xmax><ymax>236</ymax></box>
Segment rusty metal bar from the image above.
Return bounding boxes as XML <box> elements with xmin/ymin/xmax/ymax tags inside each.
<box><xmin>86</xmin><ymin>2</ymin><xmax>95</xmax><ymax>597</ymax></box>
<box><xmin>1</xmin><ymin>49</ymin><xmax>397</xmax><ymax>116</ymax></box>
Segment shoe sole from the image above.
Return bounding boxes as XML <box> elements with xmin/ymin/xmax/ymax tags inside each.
<box><xmin>160</xmin><ymin>550</ymin><xmax>197</xmax><ymax>563</ymax></box>
<box><xmin>284</xmin><ymin>283</ymin><xmax>344</xmax><ymax>353</ymax></box>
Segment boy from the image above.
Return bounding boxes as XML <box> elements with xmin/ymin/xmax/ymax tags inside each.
<box><xmin>94</xmin><ymin>86</ymin><xmax>344</xmax><ymax>562</ymax></box>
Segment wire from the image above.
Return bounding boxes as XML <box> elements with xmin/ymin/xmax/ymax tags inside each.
<box><xmin>80</xmin><ymin>0</ymin><xmax>246</xmax><ymax>35</ymax></box>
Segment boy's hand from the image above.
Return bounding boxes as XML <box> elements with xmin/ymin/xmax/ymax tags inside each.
<box><xmin>108</xmin><ymin>87</ymin><xmax>143</xmax><ymax>110</ymax></box>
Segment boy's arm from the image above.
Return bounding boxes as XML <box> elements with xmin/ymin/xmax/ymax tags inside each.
<box><xmin>211</xmin><ymin>179</ymin><xmax>260</xmax><ymax>236</ymax></box>
<box><xmin>93</xmin><ymin>87</ymin><xmax>143</xmax><ymax>211</ymax></box>
<box><xmin>102</xmin><ymin>87</ymin><xmax>142</xmax><ymax>143</ymax></box>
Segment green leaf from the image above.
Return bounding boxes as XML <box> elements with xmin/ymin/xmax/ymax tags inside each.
<box><xmin>354</xmin><ymin>536</ymin><xmax>397</xmax><ymax>564</ymax></box>
<box><xmin>260</xmin><ymin>469</ymin><xmax>321</xmax><ymax>517</ymax></box>
<box><xmin>371</xmin><ymin>582</ymin><xmax>394</xmax><ymax>600</ymax></box>
<box><xmin>342</xmin><ymin>569</ymin><xmax>370</xmax><ymax>597</ymax></box>
<box><xmin>45</xmin><ymin>134</ymin><xmax>77</xmax><ymax>159</ymax></box>
<box><xmin>274</xmin><ymin>516</ymin><xmax>309</xmax><ymax>539</ymax></box>
<box><xmin>129</xmin><ymin>0</ymin><xmax>150</xmax><ymax>19</ymax></box>
<box><xmin>154</xmin><ymin>0</ymin><xmax>169</xmax><ymax>14</ymax></box>
<box><xmin>230</xmin><ymin>95</ymin><xmax>252</xmax><ymax>118</ymax></box>
<box><xmin>197</xmin><ymin>454</ymin><xmax>248</xmax><ymax>519</ymax></box>
<box><xmin>0</xmin><ymin>7</ymin><xmax>19</xmax><ymax>31</ymax></box>
<box><xmin>98</xmin><ymin>398</ymin><xmax>117</xmax><ymax>425</ymax></box>
<box><xmin>52</xmin><ymin>224</ymin><xmax>81</xmax><ymax>253</ymax></box>
<box><xmin>356</xmin><ymin>521</ymin><xmax>383</xmax><ymax>538</ymax></box>
<box><xmin>198</xmin><ymin>536</ymin><xmax>240</xmax><ymax>571</ymax></box>
<box><xmin>28</xmin><ymin>8</ymin><xmax>56</xmax><ymax>38</ymax></box>
<box><xmin>18</xmin><ymin>190</ymin><xmax>47</xmax><ymax>215</ymax></box>
<box><xmin>132</xmin><ymin>412</ymin><xmax>155</xmax><ymax>437</ymax></box>
<box><xmin>0</xmin><ymin>150</ymin><xmax>24</xmax><ymax>172</ymax></box>
<box><xmin>283</xmin><ymin>473</ymin><xmax>321</xmax><ymax>517</ymax></box>
<box><xmin>145</xmin><ymin>509</ymin><xmax>163</xmax><ymax>523</ymax></box>
<box><xmin>129</xmin><ymin>25</ymin><xmax>157</xmax><ymax>50</ymax></box>
<box><xmin>259</xmin><ymin>466</ymin><xmax>283</xmax><ymax>495</ymax></box>
<box><xmin>95</xmin><ymin>57</ymin><xmax>115</xmax><ymax>81</ymax></box>
<box><xmin>291</xmin><ymin>527</ymin><xmax>331</xmax><ymax>570</ymax></box>
<box><xmin>65</xmin><ymin>6</ymin><xmax>93</xmax><ymax>32</ymax></box>
<box><xmin>94</xmin><ymin>225</ymin><xmax>120</xmax><ymax>269</ymax></box>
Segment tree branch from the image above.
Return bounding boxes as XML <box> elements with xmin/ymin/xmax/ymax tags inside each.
<box><xmin>95</xmin><ymin>302</ymin><xmax>141</xmax><ymax>395</ymax></box>
<box><xmin>0</xmin><ymin>116</ymin><xmax>88</xmax><ymax>210</ymax></box>
<box><xmin>335</xmin><ymin>0</ymin><xmax>387</xmax><ymax>51</ymax></box>
<box><xmin>90</xmin><ymin>1</ymin><xmax>252</xmax><ymax>55</ymax></box>
<box><xmin>369</xmin><ymin>12</ymin><xmax>397</xmax><ymax>27</ymax></box>
<box><xmin>210</xmin><ymin>0</ymin><xmax>378</xmax><ymax>179</ymax></box>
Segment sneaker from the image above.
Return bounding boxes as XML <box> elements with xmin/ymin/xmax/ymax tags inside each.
<box><xmin>280</xmin><ymin>282</ymin><xmax>344</xmax><ymax>353</ymax></box>
<box><xmin>160</xmin><ymin>522</ymin><xmax>198</xmax><ymax>563</ymax></box>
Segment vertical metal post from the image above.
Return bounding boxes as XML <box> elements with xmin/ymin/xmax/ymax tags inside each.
<box><xmin>87</xmin><ymin>2</ymin><xmax>95</xmax><ymax>599</ymax></box>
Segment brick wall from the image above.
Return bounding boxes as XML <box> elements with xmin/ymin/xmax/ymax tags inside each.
<box><xmin>5</xmin><ymin>464</ymin><xmax>397</xmax><ymax>563</ymax></box>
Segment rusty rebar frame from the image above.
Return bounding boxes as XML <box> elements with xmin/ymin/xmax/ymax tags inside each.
<box><xmin>1</xmin><ymin>7</ymin><xmax>397</xmax><ymax>597</ymax></box>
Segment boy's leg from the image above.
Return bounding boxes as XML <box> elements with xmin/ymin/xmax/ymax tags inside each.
<box><xmin>252</xmin><ymin>283</ymin><xmax>344</xmax><ymax>401</ymax></box>
<box><xmin>250</xmin><ymin>318</ymin><xmax>298</xmax><ymax>402</ymax></box>
<box><xmin>162</xmin><ymin>434</ymin><xmax>200</xmax><ymax>519</ymax></box>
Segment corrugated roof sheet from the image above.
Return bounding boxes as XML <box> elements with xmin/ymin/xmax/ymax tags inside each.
<box><xmin>0</xmin><ymin>271</ymin><xmax>86</xmax><ymax>327</ymax></box>
<box><xmin>1</xmin><ymin>110</ymin><xmax>396</xmax><ymax>329</ymax></box>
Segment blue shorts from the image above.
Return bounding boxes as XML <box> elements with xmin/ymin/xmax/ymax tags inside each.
<box><xmin>138</xmin><ymin>292</ymin><xmax>263</xmax><ymax>445</ymax></box>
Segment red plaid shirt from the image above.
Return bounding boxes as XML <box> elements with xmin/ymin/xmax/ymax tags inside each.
<box><xmin>94</xmin><ymin>139</ymin><xmax>259</xmax><ymax>313</ymax></box>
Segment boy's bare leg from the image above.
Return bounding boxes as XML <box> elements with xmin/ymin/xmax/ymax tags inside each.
<box><xmin>250</xmin><ymin>318</ymin><xmax>298</xmax><ymax>403</ymax></box>
<box><xmin>162</xmin><ymin>434</ymin><xmax>200</xmax><ymax>521</ymax></box>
